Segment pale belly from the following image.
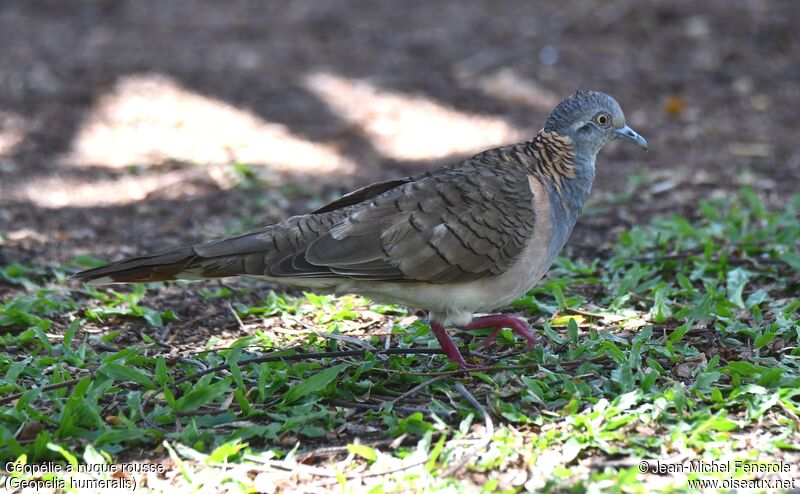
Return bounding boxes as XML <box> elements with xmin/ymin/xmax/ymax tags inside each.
<box><xmin>262</xmin><ymin>175</ymin><xmax>576</xmax><ymax>326</ymax></box>
<box><xmin>261</xmin><ymin>240</ymin><xmax>556</xmax><ymax>327</ymax></box>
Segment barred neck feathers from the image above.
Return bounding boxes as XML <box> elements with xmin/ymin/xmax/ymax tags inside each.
<box><xmin>525</xmin><ymin>129</ymin><xmax>595</xmax><ymax>214</ymax></box>
<box><xmin>525</xmin><ymin>130</ymin><xmax>578</xmax><ymax>185</ymax></box>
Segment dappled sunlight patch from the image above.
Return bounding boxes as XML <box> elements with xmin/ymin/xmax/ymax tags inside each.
<box><xmin>305</xmin><ymin>72</ymin><xmax>525</xmax><ymax>161</ymax></box>
<box><xmin>230</xmin><ymin>292</ymin><xmax>397</xmax><ymax>349</ymax></box>
<box><xmin>0</xmin><ymin>110</ymin><xmax>25</xmax><ymax>157</ymax></box>
<box><xmin>19</xmin><ymin>167</ymin><xmax>216</xmax><ymax>208</ymax></box>
<box><xmin>61</xmin><ymin>73</ymin><xmax>356</xmax><ymax>173</ymax></box>
<box><xmin>471</xmin><ymin>68</ymin><xmax>560</xmax><ymax>111</ymax></box>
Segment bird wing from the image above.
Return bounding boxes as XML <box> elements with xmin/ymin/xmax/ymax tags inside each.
<box><xmin>74</xmin><ymin>150</ymin><xmax>540</xmax><ymax>285</ymax></box>
<box><xmin>312</xmin><ymin>177</ymin><xmax>414</xmax><ymax>213</ymax></box>
<box><xmin>304</xmin><ymin>162</ymin><xmax>537</xmax><ymax>283</ymax></box>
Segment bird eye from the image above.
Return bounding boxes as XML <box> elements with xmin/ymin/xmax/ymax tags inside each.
<box><xmin>595</xmin><ymin>113</ymin><xmax>610</xmax><ymax>127</ymax></box>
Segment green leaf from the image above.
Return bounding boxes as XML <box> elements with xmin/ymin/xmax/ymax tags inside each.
<box><xmin>173</xmin><ymin>379</ymin><xmax>232</xmax><ymax>412</ymax></box>
<box><xmin>651</xmin><ymin>286</ymin><xmax>672</xmax><ymax>323</ymax></box>
<box><xmin>754</xmin><ymin>331</ymin><xmax>777</xmax><ymax>348</ymax></box>
<box><xmin>4</xmin><ymin>358</ymin><xmax>29</xmax><ymax>384</ymax></box>
<box><xmin>47</xmin><ymin>443</ymin><xmax>79</xmax><ymax>471</ymax></box>
<box><xmin>553</xmin><ymin>285</ymin><xmax>567</xmax><ymax>309</ymax></box>
<box><xmin>98</xmin><ymin>363</ymin><xmax>156</xmax><ymax>389</ymax></box>
<box><xmin>234</xmin><ymin>389</ymin><xmax>252</xmax><ymax>416</ymax></box>
<box><xmin>567</xmin><ymin>318</ymin><xmax>579</xmax><ymax>344</ymax></box>
<box><xmin>541</xmin><ymin>322</ymin><xmax>564</xmax><ymax>344</ymax></box>
<box><xmin>141</xmin><ymin>308</ymin><xmax>163</xmax><ymax>327</ymax></box>
<box><xmin>726</xmin><ymin>268</ymin><xmax>750</xmax><ymax>308</ymax></box>
<box><xmin>347</xmin><ymin>443</ymin><xmax>378</xmax><ymax>462</ymax></box>
<box><xmin>208</xmin><ymin>440</ymin><xmax>247</xmax><ymax>463</ymax></box>
<box><xmin>155</xmin><ymin>357</ymin><xmax>168</xmax><ymax>386</ymax></box>
<box><xmin>426</xmin><ymin>434</ymin><xmax>447</xmax><ymax>471</ymax></box>
<box><xmin>96</xmin><ymin>428</ymin><xmax>147</xmax><ymax>446</ymax></box>
<box><xmin>641</xmin><ymin>370</ymin><xmax>658</xmax><ymax>391</ymax></box>
<box><xmin>394</xmin><ymin>412</ymin><xmax>434</xmax><ymax>436</ymax></box>
<box><xmin>63</xmin><ymin>318</ymin><xmax>79</xmax><ymax>347</ymax></box>
<box><xmin>56</xmin><ymin>378</ymin><xmax>92</xmax><ymax>438</ymax></box>
<box><xmin>600</xmin><ymin>341</ymin><xmax>626</xmax><ymax>364</ymax></box>
<box><xmin>282</xmin><ymin>363</ymin><xmax>348</xmax><ymax>405</ymax></box>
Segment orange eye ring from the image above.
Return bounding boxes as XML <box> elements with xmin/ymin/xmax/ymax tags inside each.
<box><xmin>595</xmin><ymin>113</ymin><xmax>610</xmax><ymax>126</ymax></box>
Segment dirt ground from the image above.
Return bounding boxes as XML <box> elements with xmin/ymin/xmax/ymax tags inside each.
<box><xmin>1</xmin><ymin>1</ymin><xmax>799</xmax><ymax>488</ymax></box>
<box><xmin>1</xmin><ymin>0</ymin><xmax>798</xmax><ymax>270</ymax></box>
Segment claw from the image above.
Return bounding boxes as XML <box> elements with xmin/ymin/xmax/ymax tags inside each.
<box><xmin>480</xmin><ymin>328</ymin><xmax>501</xmax><ymax>349</ymax></box>
<box><xmin>429</xmin><ymin>315</ymin><xmax>538</xmax><ymax>368</ymax></box>
<box><xmin>458</xmin><ymin>314</ymin><xmax>538</xmax><ymax>350</ymax></box>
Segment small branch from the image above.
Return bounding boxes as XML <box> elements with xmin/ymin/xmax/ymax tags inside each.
<box><xmin>391</xmin><ymin>376</ymin><xmax>444</xmax><ymax>405</ymax></box>
<box><xmin>228</xmin><ymin>303</ymin><xmax>247</xmax><ymax>331</ymax></box>
<box><xmin>328</xmin><ymin>399</ymin><xmax>436</xmax><ymax>416</ymax></box>
<box><xmin>629</xmin><ymin>252</ymin><xmax>789</xmax><ymax>269</ymax></box>
<box><xmin>442</xmin><ymin>384</ymin><xmax>495</xmax><ymax>477</ymax></box>
<box><xmin>0</xmin><ymin>376</ymin><xmax>88</xmax><ymax>406</ymax></box>
<box><xmin>381</xmin><ymin>355</ymin><xmax>610</xmax><ymax>377</ymax></box>
<box><xmin>454</xmin><ymin>382</ymin><xmax>486</xmax><ymax>419</ymax></box>
<box><xmin>564</xmin><ymin>307</ymin><xmax>623</xmax><ymax>321</ymax></box>
<box><xmin>168</xmin><ymin>347</ymin><xmax>478</xmax><ymax>388</ymax></box>
<box><xmin>297</xmin><ymin>438</ymin><xmax>405</xmax><ymax>461</ymax></box>
<box><xmin>777</xmin><ymin>399</ymin><xmax>800</xmax><ymax>431</ymax></box>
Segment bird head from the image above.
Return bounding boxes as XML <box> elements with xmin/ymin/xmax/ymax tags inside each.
<box><xmin>544</xmin><ymin>90</ymin><xmax>647</xmax><ymax>156</ymax></box>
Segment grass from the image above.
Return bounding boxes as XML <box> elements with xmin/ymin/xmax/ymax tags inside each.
<box><xmin>1</xmin><ymin>188</ymin><xmax>798</xmax><ymax>492</ymax></box>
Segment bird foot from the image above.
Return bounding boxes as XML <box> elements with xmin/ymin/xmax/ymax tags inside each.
<box><xmin>430</xmin><ymin>321</ymin><xmax>477</xmax><ymax>369</ymax></box>
<box><xmin>429</xmin><ymin>315</ymin><xmax>537</xmax><ymax>368</ymax></box>
<box><xmin>458</xmin><ymin>314</ymin><xmax>538</xmax><ymax>350</ymax></box>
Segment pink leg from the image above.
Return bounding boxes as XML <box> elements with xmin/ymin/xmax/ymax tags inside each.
<box><xmin>430</xmin><ymin>321</ymin><xmax>477</xmax><ymax>369</ymax></box>
<box><xmin>458</xmin><ymin>315</ymin><xmax>537</xmax><ymax>350</ymax></box>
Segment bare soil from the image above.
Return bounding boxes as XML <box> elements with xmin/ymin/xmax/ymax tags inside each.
<box><xmin>1</xmin><ymin>0</ymin><xmax>798</xmax><ymax>270</ymax></box>
<box><xmin>1</xmin><ymin>1</ymin><xmax>799</xmax><ymax>484</ymax></box>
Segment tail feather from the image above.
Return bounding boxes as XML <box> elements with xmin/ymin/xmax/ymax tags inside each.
<box><xmin>72</xmin><ymin>247</ymin><xmax>202</xmax><ymax>284</ymax></box>
<box><xmin>72</xmin><ymin>213</ymin><xmax>348</xmax><ymax>285</ymax></box>
<box><xmin>73</xmin><ymin>229</ymin><xmax>288</xmax><ymax>284</ymax></box>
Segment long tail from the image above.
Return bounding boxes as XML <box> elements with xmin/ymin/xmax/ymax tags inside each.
<box><xmin>72</xmin><ymin>229</ymin><xmax>283</xmax><ymax>284</ymax></box>
<box><xmin>73</xmin><ymin>226</ymin><xmax>286</xmax><ymax>285</ymax></box>
<box><xmin>72</xmin><ymin>246</ymin><xmax>202</xmax><ymax>284</ymax></box>
<box><xmin>72</xmin><ymin>215</ymin><xmax>339</xmax><ymax>285</ymax></box>
<box><xmin>72</xmin><ymin>177</ymin><xmax>415</xmax><ymax>285</ymax></box>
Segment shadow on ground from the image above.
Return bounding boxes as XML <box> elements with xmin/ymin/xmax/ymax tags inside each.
<box><xmin>1</xmin><ymin>0</ymin><xmax>798</xmax><ymax>267</ymax></box>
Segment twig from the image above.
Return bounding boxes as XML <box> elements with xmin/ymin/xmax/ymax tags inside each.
<box><xmin>309</xmin><ymin>327</ymin><xmax>388</xmax><ymax>362</ymax></box>
<box><xmin>547</xmin><ymin>372</ymin><xmax>596</xmax><ymax>387</ymax></box>
<box><xmin>391</xmin><ymin>376</ymin><xmax>444</xmax><ymax>405</ymax></box>
<box><xmin>297</xmin><ymin>438</ymin><xmax>404</xmax><ymax>461</ymax></box>
<box><xmin>0</xmin><ymin>376</ymin><xmax>88</xmax><ymax>406</ymax></box>
<box><xmin>140</xmin><ymin>331</ymin><xmax>172</xmax><ymax>350</ymax></box>
<box><xmin>629</xmin><ymin>252</ymin><xmax>788</xmax><ymax>268</ymax></box>
<box><xmin>242</xmin><ymin>452</ymin><xmax>429</xmax><ymax>480</ymax></box>
<box><xmin>228</xmin><ymin>303</ymin><xmax>247</xmax><ymax>331</ymax></box>
<box><xmin>177</xmin><ymin>357</ymin><xmax>208</xmax><ymax>371</ymax></box>
<box><xmin>328</xmin><ymin>399</ymin><xmax>437</xmax><ymax>416</ymax></box>
<box><xmin>564</xmin><ymin>307</ymin><xmax>623</xmax><ymax>321</ymax></box>
<box><xmin>183</xmin><ymin>343</ymin><xmax>304</xmax><ymax>357</ymax></box>
<box><xmin>454</xmin><ymin>382</ymin><xmax>486</xmax><ymax>419</ymax></box>
<box><xmin>777</xmin><ymin>399</ymin><xmax>800</xmax><ymax>431</ymax></box>
<box><xmin>379</xmin><ymin>355</ymin><xmax>610</xmax><ymax>377</ymax></box>
<box><xmin>442</xmin><ymin>386</ymin><xmax>495</xmax><ymax>477</ymax></box>
<box><xmin>139</xmin><ymin>391</ymin><xmax>159</xmax><ymax>429</ymax></box>
<box><xmin>168</xmin><ymin>347</ymin><xmax>477</xmax><ymax>388</ymax></box>
<box><xmin>0</xmin><ymin>347</ymin><xmax>466</xmax><ymax>407</ymax></box>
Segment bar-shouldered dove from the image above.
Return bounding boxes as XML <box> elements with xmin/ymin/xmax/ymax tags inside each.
<box><xmin>75</xmin><ymin>90</ymin><xmax>647</xmax><ymax>368</ymax></box>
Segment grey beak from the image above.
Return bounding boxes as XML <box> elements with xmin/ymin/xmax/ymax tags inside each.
<box><xmin>615</xmin><ymin>125</ymin><xmax>648</xmax><ymax>151</ymax></box>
